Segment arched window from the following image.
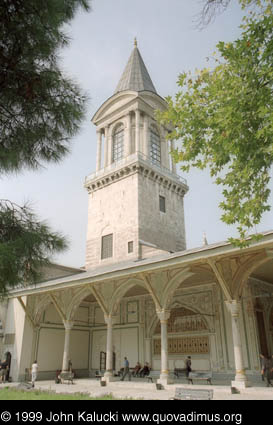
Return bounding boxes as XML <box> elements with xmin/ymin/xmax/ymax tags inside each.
<box><xmin>112</xmin><ymin>124</ymin><xmax>124</xmax><ymax>163</ymax></box>
<box><xmin>150</xmin><ymin>126</ymin><xmax>161</xmax><ymax>165</ymax></box>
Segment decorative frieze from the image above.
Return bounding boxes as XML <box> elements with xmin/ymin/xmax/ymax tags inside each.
<box><xmin>153</xmin><ymin>336</ymin><xmax>210</xmax><ymax>355</ymax></box>
<box><xmin>154</xmin><ymin>307</ymin><xmax>208</xmax><ymax>334</ymax></box>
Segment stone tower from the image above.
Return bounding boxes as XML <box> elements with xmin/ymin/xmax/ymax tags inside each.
<box><xmin>84</xmin><ymin>40</ymin><xmax>188</xmax><ymax>269</ymax></box>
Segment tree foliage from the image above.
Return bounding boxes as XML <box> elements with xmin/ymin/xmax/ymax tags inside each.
<box><xmin>0</xmin><ymin>0</ymin><xmax>89</xmax><ymax>173</ymax></box>
<box><xmin>0</xmin><ymin>201</ymin><xmax>68</xmax><ymax>294</ymax></box>
<box><xmin>159</xmin><ymin>0</ymin><xmax>273</xmax><ymax>246</ymax></box>
<box><xmin>0</xmin><ymin>0</ymin><xmax>90</xmax><ymax>293</ymax></box>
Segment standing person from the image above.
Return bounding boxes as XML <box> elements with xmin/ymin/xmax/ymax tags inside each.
<box><xmin>260</xmin><ymin>354</ymin><xmax>265</xmax><ymax>381</ymax></box>
<box><xmin>0</xmin><ymin>360</ymin><xmax>8</xmax><ymax>383</ymax></box>
<box><xmin>185</xmin><ymin>356</ymin><xmax>192</xmax><ymax>378</ymax></box>
<box><xmin>263</xmin><ymin>355</ymin><xmax>273</xmax><ymax>387</ymax></box>
<box><xmin>120</xmin><ymin>357</ymin><xmax>131</xmax><ymax>381</ymax></box>
<box><xmin>31</xmin><ymin>360</ymin><xmax>38</xmax><ymax>388</ymax></box>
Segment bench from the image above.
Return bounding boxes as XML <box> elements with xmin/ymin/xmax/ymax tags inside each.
<box><xmin>174</xmin><ymin>368</ymin><xmax>187</xmax><ymax>378</ymax></box>
<box><xmin>172</xmin><ymin>387</ymin><xmax>213</xmax><ymax>400</ymax></box>
<box><xmin>146</xmin><ymin>371</ymin><xmax>160</xmax><ymax>383</ymax></box>
<box><xmin>95</xmin><ymin>370</ymin><xmax>103</xmax><ymax>380</ymax></box>
<box><xmin>188</xmin><ymin>371</ymin><xmax>212</xmax><ymax>385</ymax></box>
<box><xmin>59</xmin><ymin>371</ymin><xmax>74</xmax><ymax>384</ymax></box>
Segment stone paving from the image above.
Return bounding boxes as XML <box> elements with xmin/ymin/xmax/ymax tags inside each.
<box><xmin>4</xmin><ymin>376</ymin><xmax>273</xmax><ymax>400</ymax></box>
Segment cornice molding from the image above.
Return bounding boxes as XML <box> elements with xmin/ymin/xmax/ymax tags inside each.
<box><xmin>85</xmin><ymin>159</ymin><xmax>188</xmax><ymax>197</ymax></box>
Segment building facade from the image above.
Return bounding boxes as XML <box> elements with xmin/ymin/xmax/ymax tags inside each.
<box><xmin>1</xmin><ymin>42</ymin><xmax>273</xmax><ymax>388</ymax></box>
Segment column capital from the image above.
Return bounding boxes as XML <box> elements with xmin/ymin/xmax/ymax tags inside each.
<box><xmin>104</xmin><ymin>314</ymin><xmax>119</xmax><ymax>326</ymax></box>
<box><xmin>63</xmin><ymin>320</ymin><xmax>74</xmax><ymax>330</ymax></box>
<box><xmin>156</xmin><ymin>310</ymin><xmax>170</xmax><ymax>323</ymax></box>
<box><xmin>225</xmin><ymin>300</ymin><xmax>241</xmax><ymax>317</ymax></box>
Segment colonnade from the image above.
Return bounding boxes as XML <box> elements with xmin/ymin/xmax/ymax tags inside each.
<box><xmin>32</xmin><ymin>293</ymin><xmax>251</xmax><ymax>388</ymax></box>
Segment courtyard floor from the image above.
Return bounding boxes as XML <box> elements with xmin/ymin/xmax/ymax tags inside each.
<box><xmin>2</xmin><ymin>375</ymin><xmax>273</xmax><ymax>400</ymax></box>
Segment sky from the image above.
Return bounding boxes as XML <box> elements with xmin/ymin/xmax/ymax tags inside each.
<box><xmin>2</xmin><ymin>0</ymin><xmax>273</xmax><ymax>268</ymax></box>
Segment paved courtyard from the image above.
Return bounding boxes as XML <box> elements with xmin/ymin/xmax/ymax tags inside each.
<box><xmin>4</xmin><ymin>376</ymin><xmax>273</xmax><ymax>400</ymax></box>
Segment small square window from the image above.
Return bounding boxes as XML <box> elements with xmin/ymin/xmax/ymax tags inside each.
<box><xmin>159</xmin><ymin>195</ymin><xmax>166</xmax><ymax>213</ymax></box>
<box><xmin>128</xmin><ymin>241</ymin><xmax>134</xmax><ymax>253</ymax></box>
<box><xmin>101</xmin><ymin>234</ymin><xmax>113</xmax><ymax>259</ymax></box>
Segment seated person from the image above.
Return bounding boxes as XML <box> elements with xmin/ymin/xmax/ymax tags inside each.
<box><xmin>132</xmin><ymin>362</ymin><xmax>141</xmax><ymax>377</ymax></box>
<box><xmin>139</xmin><ymin>362</ymin><xmax>150</xmax><ymax>377</ymax></box>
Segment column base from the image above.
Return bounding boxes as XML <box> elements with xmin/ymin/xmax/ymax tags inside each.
<box><xmin>157</xmin><ymin>374</ymin><xmax>173</xmax><ymax>387</ymax></box>
<box><xmin>101</xmin><ymin>375</ymin><xmax>116</xmax><ymax>383</ymax></box>
<box><xmin>101</xmin><ymin>371</ymin><xmax>117</xmax><ymax>382</ymax></box>
<box><xmin>231</xmin><ymin>380</ymin><xmax>252</xmax><ymax>389</ymax></box>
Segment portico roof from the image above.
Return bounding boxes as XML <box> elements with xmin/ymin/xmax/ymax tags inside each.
<box><xmin>9</xmin><ymin>230</ymin><xmax>273</xmax><ymax>298</ymax></box>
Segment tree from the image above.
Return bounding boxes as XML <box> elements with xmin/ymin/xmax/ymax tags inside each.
<box><xmin>0</xmin><ymin>0</ymin><xmax>89</xmax><ymax>173</ymax></box>
<box><xmin>0</xmin><ymin>200</ymin><xmax>68</xmax><ymax>294</ymax></box>
<box><xmin>158</xmin><ymin>0</ymin><xmax>273</xmax><ymax>246</ymax></box>
<box><xmin>0</xmin><ymin>0</ymin><xmax>90</xmax><ymax>293</ymax></box>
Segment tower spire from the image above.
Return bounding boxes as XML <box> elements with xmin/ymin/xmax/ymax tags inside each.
<box><xmin>114</xmin><ymin>41</ymin><xmax>157</xmax><ymax>94</ymax></box>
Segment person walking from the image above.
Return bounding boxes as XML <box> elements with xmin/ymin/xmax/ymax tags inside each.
<box><xmin>31</xmin><ymin>360</ymin><xmax>38</xmax><ymax>388</ymax></box>
<box><xmin>263</xmin><ymin>355</ymin><xmax>273</xmax><ymax>387</ymax></box>
<box><xmin>185</xmin><ymin>356</ymin><xmax>192</xmax><ymax>378</ymax></box>
<box><xmin>120</xmin><ymin>357</ymin><xmax>131</xmax><ymax>381</ymax></box>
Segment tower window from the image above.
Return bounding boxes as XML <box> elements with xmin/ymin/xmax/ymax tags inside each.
<box><xmin>101</xmin><ymin>234</ymin><xmax>113</xmax><ymax>259</ymax></box>
<box><xmin>112</xmin><ymin>124</ymin><xmax>124</xmax><ymax>163</ymax></box>
<box><xmin>159</xmin><ymin>195</ymin><xmax>166</xmax><ymax>213</ymax></box>
<box><xmin>150</xmin><ymin>127</ymin><xmax>161</xmax><ymax>165</ymax></box>
<box><xmin>128</xmin><ymin>241</ymin><xmax>134</xmax><ymax>253</ymax></box>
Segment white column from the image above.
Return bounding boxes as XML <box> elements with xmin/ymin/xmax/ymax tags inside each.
<box><xmin>157</xmin><ymin>310</ymin><xmax>172</xmax><ymax>386</ymax></box>
<box><xmin>31</xmin><ymin>326</ymin><xmax>40</xmax><ymax>364</ymax></box>
<box><xmin>135</xmin><ymin>110</ymin><xmax>140</xmax><ymax>154</ymax></box>
<box><xmin>143</xmin><ymin>115</ymin><xmax>149</xmax><ymax>158</ymax></box>
<box><xmin>170</xmin><ymin>140</ymin><xmax>176</xmax><ymax>174</ymax></box>
<box><xmin>104</xmin><ymin>126</ymin><xmax>109</xmax><ymax>168</ymax></box>
<box><xmin>145</xmin><ymin>338</ymin><xmax>152</xmax><ymax>366</ymax></box>
<box><xmin>226</xmin><ymin>300</ymin><xmax>251</xmax><ymax>388</ymax></box>
<box><xmin>62</xmin><ymin>321</ymin><xmax>73</xmax><ymax>372</ymax></box>
<box><xmin>125</xmin><ymin>112</ymin><xmax>131</xmax><ymax>157</ymax></box>
<box><xmin>102</xmin><ymin>314</ymin><xmax>115</xmax><ymax>382</ymax></box>
<box><xmin>107</xmin><ymin>125</ymin><xmax>112</xmax><ymax>166</ymax></box>
<box><xmin>96</xmin><ymin>130</ymin><xmax>102</xmax><ymax>171</ymax></box>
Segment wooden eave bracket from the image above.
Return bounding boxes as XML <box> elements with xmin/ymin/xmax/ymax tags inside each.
<box><xmin>17</xmin><ymin>296</ymin><xmax>35</xmax><ymax>327</ymax></box>
<box><xmin>207</xmin><ymin>259</ymin><xmax>233</xmax><ymax>302</ymax></box>
<box><xmin>89</xmin><ymin>285</ymin><xmax>109</xmax><ymax>316</ymax></box>
<box><xmin>49</xmin><ymin>293</ymin><xmax>66</xmax><ymax>323</ymax></box>
<box><xmin>140</xmin><ymin>272</ymin><xmax>162</xmax><ymax>311</ymax></box>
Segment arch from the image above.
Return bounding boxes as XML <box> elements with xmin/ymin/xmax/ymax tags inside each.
<box><xmin>33</xmin><ymin>294</ymin><xmax>52</xmax><ymax>325</ymax></box>
<box><xmin>233</xmin><ymin>253</ymin><xmax>272</xmax><ymax>299</ymax></box>
<box><xmin>66</xmin><ymin>286</ymin><xmax>95</xmax><ymax>321</ymax></box>
<box><xmin>161</xmin><ymin>268</ymin><xmax>194</xmax><ymax>309</ymax></box>
<box><xmin>109</xmin><ymin>277</ymin><xmax>149</xmax><ymax>315</ymax></box>
<box><xmin>148</xmin><ymin>302</ymin><xmax>210</xmax><ymax>338</ymax></box>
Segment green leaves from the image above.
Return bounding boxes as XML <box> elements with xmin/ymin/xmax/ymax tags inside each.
<box><xmin>159</xmin><ymin>0</ymin><xmax>273</xmax><ymax>246</ymax></box>
<box><xmin>0</xmin><ymin>201</ymin><xmax>68</xmax><ymax>294</ymax></box>
<box><xmin>0</xmin><ymin>0</ymin><xmax>90</xmax><ymax>173</ymax></box>
<box><xmin>0</xmin><ymin>1</ymin><xmax>91</xmax><ymax>293</ymax></box>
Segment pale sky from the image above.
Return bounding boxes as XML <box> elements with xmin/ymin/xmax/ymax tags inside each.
<box><xmin>2</xmin><ymin>0</ymin><xmax>273</xmax><ymax>268</ymax></box>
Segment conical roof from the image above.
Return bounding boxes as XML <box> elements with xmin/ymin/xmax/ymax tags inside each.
<box><xmin>115</xmin><ymin>40</ymin><xmax>157</xmax><ymax>94</ymax></box>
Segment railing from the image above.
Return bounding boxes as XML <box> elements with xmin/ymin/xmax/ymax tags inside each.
<box><xmin>85</xmin><ymin>152</ymin><xmax>187</xmax><ymax>186</ymax></box>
